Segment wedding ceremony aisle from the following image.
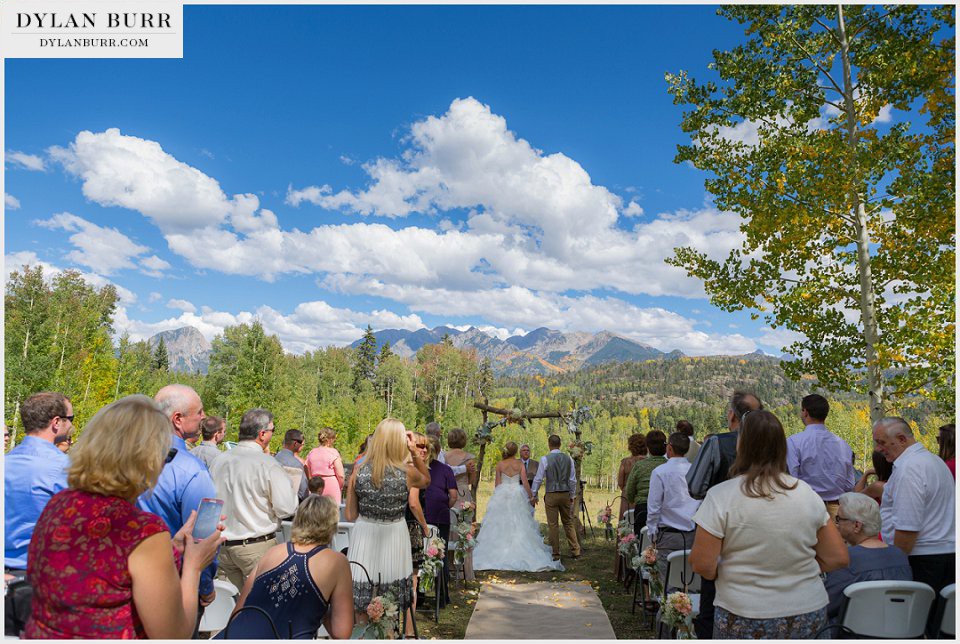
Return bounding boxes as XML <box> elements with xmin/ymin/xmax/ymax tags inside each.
<box><xmin>464</xmin><ymin>579</ymin><xmax>616</xmax><ymax>639</ymax></box>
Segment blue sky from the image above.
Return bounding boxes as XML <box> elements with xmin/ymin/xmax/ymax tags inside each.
<box><xmin>5</xmin><ymin>4</ymin><xmax>798</xmax><ymax>356</ymax></box>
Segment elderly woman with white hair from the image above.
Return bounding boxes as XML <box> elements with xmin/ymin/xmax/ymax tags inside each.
<box><xmin>823</xmin><ymin>492</ymin><xmax>912</xmax><ymax>620</ymax></box>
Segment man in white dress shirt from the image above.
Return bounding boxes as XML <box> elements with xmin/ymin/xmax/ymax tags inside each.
<box><xmin>646</xmin><ymin>432</ymin><xmax>701</xmax><ymax>583</ymax></box>
<box><xmin>531</xmin><ymin>435</ymin><xmax>581</xmax><ymax>560</ymax></box>
<box><xmin>210</xmin><ymin>408</ymin><xmax>298</xmax><ymax>590</ymax></box>
<box><xmin>873</xmin><ymin>416</ymin><xmax>954</xmax><ymax>635</ymax></box>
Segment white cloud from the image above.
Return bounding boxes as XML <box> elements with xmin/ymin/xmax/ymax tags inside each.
<box><xmin>4</xmin><ymin>193</ymin><xmax>21</xmax><ymax>209</ymax></box>
<box><xmin>622</xmin><ymin>201</ymin><xmax>644</xmax><ymax>217</ymax></box>
<box><xmin>116</xmin><ymin>299</ymin><xmax>426</xmax><ymax>355</ymax></box>
<box><xmin>167</xmin><ymin>298</ymin><xmax>196</xmax><ymax>313</ymax></box>
<box><xmin>48</xmin><ymin>128</ymin><xmax>246</xmax><ymax>231</ymax></box>
<box><xmin>339</xmin><ymin>155</ymin><xmax>356</xmax><ymax>166</ymax></box>
<box><xmin>36</xmin><ymin>212</ymin><xmax>150</xmax><ymax>276</ymax></box>
<box><xmin>6</xmin><ymin>151</ymin><xmax>46</xmax><ymax>171</ymax></box>
<box><xmin>874</xmin><ymin>104</ymin><xmax>893</xmax><ymax>124</ymax></box>
<box><xmin>4</xmin><ymin>251</ymin><xmax>137</xmax><ymax>305</ymax></box>
<box><xmin>757</xmin><ymin>326</ymin><xmax>804</xmax><ymax>354</ymax></box>
<box><xmin>139</xmin><ymin>255</ymin><xmax>171</xmax><ymax>277</ymax></box>
<box><xmin>149</xmin><ymin>291</ymin><xmax>163</xmax><ymax>303</ymax></box>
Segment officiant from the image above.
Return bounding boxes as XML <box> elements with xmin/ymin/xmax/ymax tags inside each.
<box><xmin>520</xmin><ymin>444</ymin><xmax>538</xmax><ymax>516</ymax></box>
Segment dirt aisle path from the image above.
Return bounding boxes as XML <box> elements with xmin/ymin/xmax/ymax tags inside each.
<box><xmin>464</xmin><ymin>579</ymin><xmax>616</xmax><ymax>639</ymax></box>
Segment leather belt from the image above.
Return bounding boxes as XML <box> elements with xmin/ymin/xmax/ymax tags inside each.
<box><xmin>225</xmin><ymin>533</ymin><xmax>274</xmax><ymax>547</ymax></box>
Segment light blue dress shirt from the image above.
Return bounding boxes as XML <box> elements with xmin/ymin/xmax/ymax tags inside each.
<box><xmin>786</xmin><ymin>424</ymin><xmax>856</xmax><ymax>502</ymax></box>
<box><xmin>4</xmin><ymin>435</ymin><xmax>70</xmax><ymax>569</ymax></box>
<box><xmin>137</xmin><ymin>434</ymin><xmax>218</xmax><ymax>595</ymax></box>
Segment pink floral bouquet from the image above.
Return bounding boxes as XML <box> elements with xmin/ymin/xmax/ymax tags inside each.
<box><xmin>597</xmin><ymin>505</ymin><xmax>613</xmax><ymax>525</ymax></box>
<box><xmin>419</xmin><ymin>534</ymin><xmax>446</xmax><ymax>594</ymax></box>
<box><xmin>617</xmin><ymin>532</ymin><xmax>637</xmax><ymax>558</ymax></box>
<box><xmin>661</xmin><ymin>591</ymin><xmax>696</xmax><ymax>638</ymax></box>
<box><xmin>634</xmin><ymin>544</ymin><xmax>664</xmax><ymax>600</ymax></box>
<box><xmin>363</xmin><ymin>590</ymin><xmax>400</xmax><ymax>639</ymax></box>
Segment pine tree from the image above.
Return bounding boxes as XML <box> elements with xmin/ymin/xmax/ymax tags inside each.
<box><xmin>153</xmin><ymin>337</ymin><xmax>170</xmax><ymax>372</ymax></box>
<box><xmin>352</xmin><ymin>325</ymin><xmax>378</xmax><ymax>393</ymax></box>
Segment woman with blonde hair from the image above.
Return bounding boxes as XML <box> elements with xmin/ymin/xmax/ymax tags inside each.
<box><xmin>218</xmin><ymin>495</ymin><xmax>355</xmax><ymax>639</ymax></box>
<box><xmin>25</xmin><ymin>395</ymin><xmax>223</xmax><ymax>639</ymax></box>
<box><xmin>306</xmin><ymin>426</ymin><xmax>346</xmax><ymax>505</ymax></box>
<box><xmin>345</xmin><ymin>419</ymin><xmax>430</xmax><ymax>621</ymax></box>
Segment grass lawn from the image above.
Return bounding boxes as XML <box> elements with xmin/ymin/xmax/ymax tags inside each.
<box><xmin>412</xmin><ymin>479</ymin><xmax>655</xmax><ymax>639</ymax></box>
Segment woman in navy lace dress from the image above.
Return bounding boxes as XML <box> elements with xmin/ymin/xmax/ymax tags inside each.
<box><xmin>218</xmin><ymin>495</ymin><xmax>354</xmax><ymax>639</ymax></box>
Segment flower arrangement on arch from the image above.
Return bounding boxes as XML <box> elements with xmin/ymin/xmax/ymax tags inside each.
<box><xmin>661</xmin><ymin>591</ymin><xmax>696</xmax><ymax>639</ymax></box>
<box><xmin>419</xmin><ymin>534</ymin><xmax>446</xmax><ymax>594</ymax></box>
<box><xmin>567</xmin><ymin>441</ymin><xmax>585</xmax><ymax>460</ymax></box>
<box><xmin>363</xmin><ymin>590</ymin><xmax>400</xmax><ymax>639</ymax></box>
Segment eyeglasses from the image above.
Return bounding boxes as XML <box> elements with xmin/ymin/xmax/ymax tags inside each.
<box><xmin>416</xmin><ymin>443</ymin><xmax>428</xmax><ymax>449</ymax></box>
<box><xmin>60</xmin><ymin>415</ymin><xmax>75</xmax><ymax>423</ymax></box>
<box><xmin>834</xmin><ymin>515</ymin><xmax>853</xmax><ymax>524</ymax></box>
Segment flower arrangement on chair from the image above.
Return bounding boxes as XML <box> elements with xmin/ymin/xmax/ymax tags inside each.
<box><xmin>635</xmin><ymin>544</ymin><xmax>664</xmax><ymax>601</ymax></box>
<box><xmin>661</xmin><ymin>591</ymin><xmax>696</xmax><ymax>639</ymax></box>
<box><xmin>363</xmin><ymin>590</ymin><xmax>400</xmax><ymax>639</ymax></box>
<box><xmin>453</xmin><ymin>502</ymin><xmax>477</xmax><ymax>566</ymax></box>
<box><xmin>597</xmin><ymin>504</ymin><xmax>614</xmax><ymax>539</ymax></box>
<box><xmin>419</xmin><ymin>534</ymin><xmax>446</xmax><ymax>594</ymax></box>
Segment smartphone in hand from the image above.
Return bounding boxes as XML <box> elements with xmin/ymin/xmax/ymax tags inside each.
<box><xmin>193</xmin><ymin>498</ymin><xmax>224</xmax><ymax>541</ymax></box>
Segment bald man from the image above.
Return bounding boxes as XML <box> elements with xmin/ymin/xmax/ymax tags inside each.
<box><xmin>136</xmin><ymin>384</ymin><xmax>219</xmax><ymax>608</ymax></box>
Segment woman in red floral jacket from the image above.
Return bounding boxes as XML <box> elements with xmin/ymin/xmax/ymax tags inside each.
<box><xmin>25</xmin><ymin>395</ymin><xmax>223</xmax><ymax>639</ymax></box>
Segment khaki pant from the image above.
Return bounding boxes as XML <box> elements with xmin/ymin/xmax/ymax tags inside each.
<box><xmin>825</xmin><ymin>500</ymin><xmax>840</xmax><ymax>522</ymax></box>
<box><xmin>218</xmin><ymin>537</ymin><xmax>277</xmax><ymax>591</ymax></box>
<box><xmin>544</xmin><ymin>492</ymin><xmax>580</xmax><ymax>558</ymax></box>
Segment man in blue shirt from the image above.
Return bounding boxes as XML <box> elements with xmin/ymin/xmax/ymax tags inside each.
<box><xmin>136</xmin><ymin>384</ymin><xmax>218</xmax><ymax>606</ymax></box>
<box><xmin>4</xmin><ymin>392</ymin><xmax>73</xmax><ymax>571</ymax></box>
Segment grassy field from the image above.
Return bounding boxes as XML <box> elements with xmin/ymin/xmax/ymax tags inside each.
<box><xmin>412</xmin><ymin>479</ymin><xmax>654</xmax><ymax>640</ymax></box>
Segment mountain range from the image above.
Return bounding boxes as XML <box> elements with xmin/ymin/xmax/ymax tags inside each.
<box><xmin>149</xmin><ymin>324</ymin><xmax>772</xmax><ymax>376</ymax></box>
<box><xmin>350</xmin><ymin>325</ymin><xmax>687</xmax><ymax>375</ymax></box>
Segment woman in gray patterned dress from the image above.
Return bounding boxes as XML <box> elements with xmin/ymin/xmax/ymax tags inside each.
<box><xmin>345</xmin><ymin>418</ymin><xmax>431</xmax><ymax>618</ymax></box>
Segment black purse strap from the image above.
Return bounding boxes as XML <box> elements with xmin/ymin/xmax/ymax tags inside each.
<box><xmin>221</xmin><ymin>605</ymin><xmax>281</xmax><ymax>639</ymax></box>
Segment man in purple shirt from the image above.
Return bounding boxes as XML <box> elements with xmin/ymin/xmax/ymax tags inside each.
<box><xmin>787</xmin><ymin>394</ymin><xmax>856</xmax><ymax>519</ymax></box>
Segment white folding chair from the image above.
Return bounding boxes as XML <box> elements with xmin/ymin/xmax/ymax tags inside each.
<box><xmin>939</xmin><ymin>583</ymin><xmax>955</xmax><ymax>637</ymax></box>
<box><xmin>838</xmin><ymin>580</ymin><xmax>936</xmax><ymax>639</ymax></box>
<box><xmin>277</xmin><ymin>519</ymin><xmax>293</xmax><ymax>543</ymax></box>
<box><xmin>624</xmin><ymin>508</ymin><xmax>635</xmax><ymax>529</ymax></box>
<box><xmin>198</xmin><ymin>579</ymin><xmax>240</xmax><ymax>633</ymax></box>
<box><xmin>333</xmin><ymin>521</ymin><xmax>354</xmax><ymax>554</ymax></box>
<box><xmin>655</xmin><ymin>549</ymin><xmax>700</xmax><ymax>638</ymax></box>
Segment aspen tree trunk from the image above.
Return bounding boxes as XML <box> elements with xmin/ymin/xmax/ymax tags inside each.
<box><xmin>838</xmin><ymin>6</ymin><xmax>885</xmax><ymax>424</ymax></box>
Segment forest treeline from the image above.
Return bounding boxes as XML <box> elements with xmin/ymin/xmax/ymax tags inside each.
<box><xmin>5</xmin><ymin>265</ymin><xmax>949</xmax><ymax>490</ymax></box>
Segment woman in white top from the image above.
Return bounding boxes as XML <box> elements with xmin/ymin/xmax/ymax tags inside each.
<box><xmin>689</xmin><ymin>410</ymin><xmax>848</xmax><ymax>639</ymax></box>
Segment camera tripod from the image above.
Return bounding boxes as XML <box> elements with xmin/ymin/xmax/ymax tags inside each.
<box><xmin>577</xmin><ymin>480</ymin><xmax>595</xmax><ymax>538</ymax></box>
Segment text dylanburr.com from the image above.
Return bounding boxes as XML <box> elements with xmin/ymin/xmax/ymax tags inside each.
<box><xmin>1</xmin><ymin>0</ymin><xmax>183</xmax><ymax>58</ymax></box>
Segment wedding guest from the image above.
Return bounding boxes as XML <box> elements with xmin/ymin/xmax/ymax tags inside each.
<box><xmin>403</xmin><ymin>434</ymin><xmax>430</xmax><ymax>638</ymax></box>
<box><xmin>787</xmin><ymin>394</ymin><xmax>856</xmax><ymax>519</ymax></box>
<box><xmin>25</xmin><ymin>395</ymin><xmax>223</xmax><ymax>638</ymax></box>
<box><xmin>626</xmin><ymin>430</ymin><xmax>667</xmax><ymax>535</ymax></box>
<box><xmin>423</xmin><ymin>435</ymin><xmax>458</xmax><ymax>608</ymax></box>
<box><xmin>443</xmin><ymin>428</ymin><xmax>477</xmax><ymax>582</ymax></box>
<box><xmin>218</xmin><ymin>495</ymin><xmax>354</xmax><ymax>639</ymax></box>
<box><xmin>277</xmin><ymin>428</ymin><xmax>309</xmax><ymax>501</ymax></box>
<box><xmin>617</xmin><ymin>434</ymin><xmax>647</xmax><ymax>520</ymax></box>
<box><xmin>689</xmin><ymin>409</ymin><xmax>848</xmax><ymax>639</ymax></box>
<box><xmin>646</xmin><ymin>432</ymin><xmax>700</xmax><ymax>584</ymax></box>
<box><xmin>874</xmin><ymin>417</ymin><xmax>955</xmax><ymax>636</ymax></box>
<box><xmin>824</xmin><ymin>492</ymin><xmax>912</xmax><ymax>622</ymax></box>
<box><xmin>345</xmin><ymin>419</ymin><xmax>430</xmax><ymax>619</ymax></box>
<box><xmin>306</xmin><ymin>427</ymin><xmax>345</xmax><ymax>506</ymax></box>
<box><xmin>676</xmin><ymin>420</ymin><xmax>699</xmax><ymax>465</ymax></box>
<box><xmin>852</xmin><ymin>450</ymin><xmax>892</xmax><ymax>505</ymax></box>
<box><xmin>193</xmin><ymin>416</ymin><xmax>226</xmax><ymax>470</ymax></box>
<box><xmin>938</xmin><ymin>423</ymin><xmax>955</xmax><ymax>478</ymax></box>
<box><xmin>308</xmin><ymin>475</ymin><xmax>326</xmax><ymax>496</ymax></box>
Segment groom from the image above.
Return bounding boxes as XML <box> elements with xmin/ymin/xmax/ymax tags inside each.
<box><xmin>530</xmin><ymin>435</ymin><xmax>581</xmax><ymax>560</ymax></box>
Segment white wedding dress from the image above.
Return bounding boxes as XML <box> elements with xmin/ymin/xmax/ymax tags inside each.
<box><xmin>472</xmin><ymin>473</ymin><xmax>564</xmax><ymax>572</ymax></box>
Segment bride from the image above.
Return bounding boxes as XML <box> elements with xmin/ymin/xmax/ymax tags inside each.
<box><xmin>473</xmin><ymin>442</ymin><xmax>563</xmax><ymax>572</ymax></box>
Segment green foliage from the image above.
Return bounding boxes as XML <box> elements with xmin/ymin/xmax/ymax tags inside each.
<box><xmin>352</xmin><ymin>325</ymin><xmax>378</xmax><ymax>393</ymax></box>
<box><xmin>665</xmin><ymin>5</ymin><xmax>955</xmax><ymax>419</ymax></box>
<box><xmin>152</xmin><ymin>337</ymin><xmax>170</xmax><ymax>371</ymax></box>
